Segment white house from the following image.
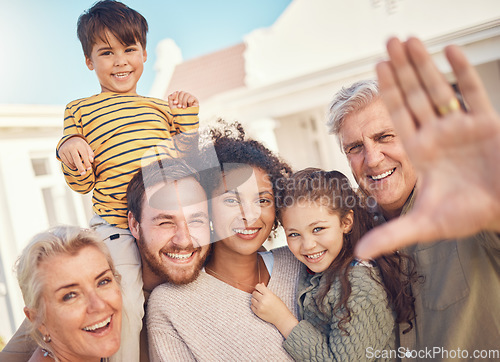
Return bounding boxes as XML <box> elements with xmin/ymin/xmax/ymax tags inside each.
<box><xmin>157</xmin><ymin>0</ymin><xmax>500</xmax><ymax>182</ymax></box>
<box><xmin>0</xmin><ymin>105</ymin><xmax>92</xmax><ymax>341</ymax></box>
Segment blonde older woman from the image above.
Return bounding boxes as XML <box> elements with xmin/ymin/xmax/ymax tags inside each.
<box><xmin>17</xmin><ymin>226</ymin><xmax>122</xmax><ymax>362</ymax></box>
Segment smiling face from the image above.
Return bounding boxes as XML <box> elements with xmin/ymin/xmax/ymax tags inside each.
<box><xmin>129</xmin><ymin>177</ymin><xmax>211</xmax><ymax>285</ymax></box>
<box><xmin>210</xmin><ymin>167</ymin><xmax>275</xmax><ymax>255</ymax></box>
<box><xmin>282</xmin><ymin>203</ymin><xmax>353</xmax><ymax>273</ymax></box>
<box><xmin>85</xmin><ymin>30</ymin><xmax>147</xmax><ymax>94</ymax></box>
<box><xmin>339</xmin><ymin>99</ymin><xmax>417</xmax><ymax>219</ymax></box>
<box><xmin>37</xmin><ymin>246</ymin><xmax>122</xmax><ymax>361</ymax></box>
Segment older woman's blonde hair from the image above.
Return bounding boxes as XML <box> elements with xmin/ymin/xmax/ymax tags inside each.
<box><xmin>16</xmin><ymin>225</ymin><xmax>119</xmax><ymax>355</ymax></box>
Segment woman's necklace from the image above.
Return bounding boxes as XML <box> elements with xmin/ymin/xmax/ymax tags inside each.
<box><xmin>41</xmin><ymin>348</ymin><xmax>55</xmax><ymax>359</ymax></box>
<box><xmin>206</xmin><ymin>256</ymin><xmax>261</xmax><ymax>291</ymax></box>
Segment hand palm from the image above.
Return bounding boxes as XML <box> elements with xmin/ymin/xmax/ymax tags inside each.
<box><xmin>355</xmin><ymin>37</ymin><xmax>500</xmax><ymax>259</ymax></box>
<box><xmin>409</xmin><ymin>109</ymin><xmax>500</xmax><ymax>241</ymax></box>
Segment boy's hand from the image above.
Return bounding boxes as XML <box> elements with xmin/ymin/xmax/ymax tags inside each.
<box><xmin>168</xmin><ymin>91</ymin><xmax>199</xmax><ymax>109</ymax></box>
<box><xmin>59</xmin><ymin>137</ymin><xmax>94</xmax><ymax>176</ymax></box>
<box><xmin>251</xmin><ymin>283</ymin><xmax>298</xmax><ymax>338</ymax></box>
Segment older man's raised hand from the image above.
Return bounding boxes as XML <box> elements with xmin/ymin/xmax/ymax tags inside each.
<box><xmin>355</xmin><ymin>37</ymin><xmax>500</xmax><ymax>259</ymax></box>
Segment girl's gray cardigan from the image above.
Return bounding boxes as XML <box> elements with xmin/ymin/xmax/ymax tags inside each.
<box><xmin>283</xmin><ymin>264</ymin><xmax>397</xmax><ymax>362</ymax></box>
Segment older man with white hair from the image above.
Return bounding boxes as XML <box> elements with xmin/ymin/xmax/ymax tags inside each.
<box><xmin>327</xmin><ymin>37</ymin><xmax>500</xmax><ymax>360</ymax></box>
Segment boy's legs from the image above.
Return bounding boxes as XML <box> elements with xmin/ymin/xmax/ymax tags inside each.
<box><xmin>90</xmin><ymin>214</ymin><xmax>144</xmax><ymax>362</ymax></box>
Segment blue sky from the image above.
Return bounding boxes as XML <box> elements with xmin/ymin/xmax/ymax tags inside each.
<box><xmin>0</xmin><ymin>0</ymin><xmax>292</xmax><ymax>105</ymax></box>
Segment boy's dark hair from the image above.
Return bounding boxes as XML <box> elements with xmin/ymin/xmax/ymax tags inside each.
<box><xmin>277</xmin><ymin>168</ymin><xmax>419</xmax><ymax>335</ymax></box>
<box><xmin>77</xmin><ymin>0</ymin><xmax>148</xmax><ymax>58</ymax></box>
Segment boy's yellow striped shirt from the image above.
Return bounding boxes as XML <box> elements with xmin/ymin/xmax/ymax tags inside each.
<box><xmin>57</xmin><ymin>92</ymin><xmax>199</xmax><ymax>229</ymax></box>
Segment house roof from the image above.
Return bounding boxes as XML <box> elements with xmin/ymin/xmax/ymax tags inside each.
<box><xmin>163</xmin><ymin>43</ymin><xmax>246</xmax><ymax>102</ymax></box>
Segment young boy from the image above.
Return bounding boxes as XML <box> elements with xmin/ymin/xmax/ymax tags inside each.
<box><xmin>0</xmin><ymin>1</ymin><xmax>197</xmax><ymax>360</ymax></box>
<box><xmin>56</xmin><ymin>1</ymin><xmax>198</xmax><ymax>361</ymax></box>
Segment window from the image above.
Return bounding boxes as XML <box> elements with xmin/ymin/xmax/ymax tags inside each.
<box><xmin>31</xmin><ymin>158</ymin><xmax>50</xmax><ymax>176</ymax></box>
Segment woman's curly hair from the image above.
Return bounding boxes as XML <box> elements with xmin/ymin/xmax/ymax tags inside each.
<box><xmin>201</xmin><ymin>120</ymin><xmax>292</xmax><ymax>230</ymax></box>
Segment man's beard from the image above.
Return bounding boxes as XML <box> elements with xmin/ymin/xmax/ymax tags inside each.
<box><xmin>137</xmin><ymin>228</ymin><xmax>210</xmax><ymax>285</ymax></box>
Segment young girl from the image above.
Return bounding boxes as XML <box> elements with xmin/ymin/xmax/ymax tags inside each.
<box><xmin>251</xmin><ymin>168</ymin><xmax>417</xmax><ymax>361</ymax></box>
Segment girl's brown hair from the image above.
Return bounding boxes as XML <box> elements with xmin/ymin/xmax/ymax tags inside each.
<box><xmin>277</xmin><ymin>168</ymin><xmax>418</xmax><ymax>334</ymax></box>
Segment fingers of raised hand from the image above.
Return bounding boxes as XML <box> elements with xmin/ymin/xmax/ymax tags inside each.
<box><xmin>384</xmin><ymin>37</ymin><xmax>443</xmax><ymax>127</ymax></box>
<box><xmin>384</xmin><ymin>37</ymin><xmax>463</xmax><ymax>129</ymax></box>
<box><xmin>354</xmin><ymin>212</ymin><xmax>438</xmax><ymax>260</ymax></box>
<box><xmin>376</xmin><ymin>61</ymin><xmax>417</xmax><ymax>141</ymax></box>
<box><xmin>405</xmin><ymin>37</ymin><xmax>459</xmax><ymax>117</ymax></box>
